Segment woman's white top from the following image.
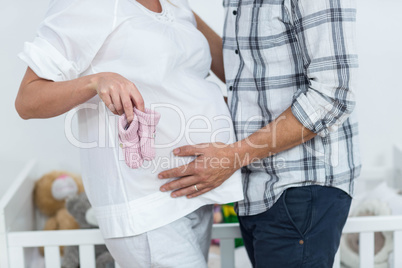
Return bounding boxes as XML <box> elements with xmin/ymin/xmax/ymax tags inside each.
<box><xmin>19</xmin><ymin>0</ymin><xmax>243</xmax><ymax>238</ymax></box>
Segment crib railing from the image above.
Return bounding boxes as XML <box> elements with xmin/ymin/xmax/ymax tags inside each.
<box><xmin>7</xmin><ymin>229</ymin><xmax>115</xmax><ymax>268</ymax></box>
<box><xmin>337</xmin><ymin>216</ymin><xmax>402</xmax><ymax>268</ymax></box>
<box><xmin>2</xmin><ymin>160</ymin><xmax>402</xmax><ymax>268</ymax></box>
<box><xmin>5</xmin><ymin>215</ymin><xmax>402</xmax><ymax>268</ymax></box>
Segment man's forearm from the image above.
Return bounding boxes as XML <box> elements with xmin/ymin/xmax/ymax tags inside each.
<box><xmin>157</xmin><ymin>106</ymin><xmax>317</xmax><ymax>198</ymax></box>
<box><xmin>234</xmin><ymin>107</ymin><xmax>317</xmax><ymax>167</ymax></box>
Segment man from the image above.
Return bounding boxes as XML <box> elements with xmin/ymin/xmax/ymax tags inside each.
<box><xmin>159</xmin><ymin>0</ymin><xmax>360</xmax><ymax>266</ymax></box>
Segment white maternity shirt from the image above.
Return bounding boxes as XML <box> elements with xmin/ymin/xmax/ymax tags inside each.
<box><xmin>19</xmin><ymin>0</ymin><xmax>243</xmax><ymax>238</ymax></box>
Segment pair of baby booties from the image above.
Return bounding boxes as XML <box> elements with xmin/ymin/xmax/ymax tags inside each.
<box><xmin>118</xmin><ymin>108</ymin><xmax>161</xmax><ymax>169</ymax></box>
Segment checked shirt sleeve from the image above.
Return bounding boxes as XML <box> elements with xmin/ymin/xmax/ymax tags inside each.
<box><xmin>290</xmin><ymin>0</ymin><xmax>358</xmax><ymax>137</ymax></box>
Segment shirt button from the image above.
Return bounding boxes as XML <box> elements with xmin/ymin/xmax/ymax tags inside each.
<box><xmin>299</xmin><ymin>240</ymin><xmax>304</xmax><ymax>245</ymax></box>
<box><xmin>233</xmin><ymin>10</ymin><xmax>237</xmax><ymax>15</ymax></box>
<box><xmin>235</xmin><ymin>49</ymin><xmax>239</xmax><ymax>54</ymax></box>
<box><xmin>229</xmin><ymin>86</ymin><xmax>233</xmax><ymax>91</ymax></box>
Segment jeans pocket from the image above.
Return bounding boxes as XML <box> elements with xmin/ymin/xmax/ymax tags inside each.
<box><xmin>282</xmin><ymin>187</ymin><xmax>313</xmax><ymax>237</ymax></box>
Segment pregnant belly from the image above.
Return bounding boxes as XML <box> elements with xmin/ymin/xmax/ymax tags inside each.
<box><xmin>78</xmin><ymin>83</ymin><xmax>235</xmax><ymax>202</ymax></box>
<box><xmin>118</xmin><ymin>99</ymin><xmax>235</xmax><ymax>197</ymax></box>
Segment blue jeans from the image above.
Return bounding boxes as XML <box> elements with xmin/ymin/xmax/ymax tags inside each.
<box><xmin>238</xmin><ymin>185</ymin><xmax>351</xmax><ymax>268</ymax></box>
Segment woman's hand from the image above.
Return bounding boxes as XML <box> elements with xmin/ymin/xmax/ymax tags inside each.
<box><xmin>93</xmin><ymin>72</ymin><xmax>145</xmax><ymax>123</ymax></box>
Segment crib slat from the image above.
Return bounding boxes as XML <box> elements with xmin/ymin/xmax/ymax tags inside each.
<box><xmin>220</xmin><ymin>239</ymin><xmax>235</xmax><ymax>268</ymax></box>
<box><xmin>394</xmin><ymin>231</ymin><xmax>402</xmax><ymax>267</ymax></box>
<box><xmin>333</xmin><ymin>248</ymin><xmax>340</xmax><ymax>268</ymax></box>
<box><xmin>44</xmin><ymin>246</ymin><xmax>61</xmax><ymax>267</ymax></box>
<box><xmin>79</xmin><ymin>244</ymin><xmax>96</xmax><ymax>268</ymax></box>
<box><xmin>9</xmin><ymin>247</ymin><xmax>24</xmax><ymax>268</ymax></box>
<box><xmin>359</xmin><ymin>232</ymin><xmax>374</xmax><ymax>268</ymax></box>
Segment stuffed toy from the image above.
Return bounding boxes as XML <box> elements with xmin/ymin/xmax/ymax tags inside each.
<box><xmin>34</xmin><ymin>171</ymin><xmax>85</xmax><ymax>255</ymax></box>
<box><xmin>340</xmin><ymin>183</ymin><xmax>402</xmax><ymax>268</ymax></box>
<box><xmin>340</xmin><ymin>199</ymin><xmax>393</xmax><ymax>268</ymax></box>
<box><xmin>62</xmin><ymin>192</ymin><xmax>115</xmax><ymax>268</ymax></box>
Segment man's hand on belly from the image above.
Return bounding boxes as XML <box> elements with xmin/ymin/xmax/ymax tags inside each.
<box><xmin>158</xmin><ymin>108</ymin><xmax>317</xmax><ymax>198</ymax></box>
<box><xmin>157</xmin><ymin>142</ymin><xmax>241</xmax><ymax>198</ymax></box>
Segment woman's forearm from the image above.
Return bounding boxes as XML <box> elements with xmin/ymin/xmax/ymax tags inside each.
<box><xmin>193</xmin><ymin>12</ymin><xmax>226</xmax><ymax>83</ymax></box>
<box><xmin>16</xmin><ymin>68</ymin><xmax>145</xmax><ymax>121</ymax></box>
<box><xmin>16</xmin><ymin>67</ymin><xmax>97</xmax><ymax>119</ymax></box>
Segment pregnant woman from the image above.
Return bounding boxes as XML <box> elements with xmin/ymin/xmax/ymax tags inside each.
<box><xmin>15</xmin><ymin>0</ymin><xmax>243</xmax><ymax>267</ymax></box>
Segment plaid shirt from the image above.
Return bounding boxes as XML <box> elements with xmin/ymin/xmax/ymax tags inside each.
<box><xmin>223</xmin><ymin>0</ymin><xmax>361</xmax><ymax>216</ymax></box>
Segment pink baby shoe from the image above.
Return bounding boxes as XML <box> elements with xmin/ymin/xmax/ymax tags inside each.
<box><xmin>118</xmin><ymin>113</ymin><xmax>143</xmax><ymax>169</ymax></box>
<box><xmin>134</xmin><ymin>108</ymin><xmax>161</xmax><ymax>161</ymax></box>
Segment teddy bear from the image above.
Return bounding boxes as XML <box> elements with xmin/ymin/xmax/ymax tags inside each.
<box><xmin>62</xmin><ymin>192</ymin><xmax>115</xmax><ymax>268</ymax></box>
<box><xmin>340</xmin><ymin>182</ymin><xmax>402</xmax><ymax>268</ymax></box>
<box><xmin>34</xmin><ymin>171</ymin><xmax>85</xmax><ymax>255</ymax></box>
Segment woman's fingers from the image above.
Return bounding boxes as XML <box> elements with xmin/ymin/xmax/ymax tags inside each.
<box><xmin>98</xmin><ymin>88</ymin><xmax>118</xmax><ymax>115</ymax></box>
<box><xmin>120</xmin><ymin>92</ymin><xmax>134</xmax><ymax>123</ymax></box>
<box><xmin>95</xmin><ymin>73</ymin><xmax>144</xmax><ymax>116</ymax></box>
<box><xmin>130</xmin><ymin>83</ymin><xmax>145</xmax><ymax>112</ymax></box>
<box><xmin>110</xmin><ymin>87</ymin><xmax>123</xmax><ymax>115</ymax></box>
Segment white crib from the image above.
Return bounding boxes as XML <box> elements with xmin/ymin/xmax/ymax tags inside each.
<box><xmin>1</xmin><ymin>145</ymin><xmax>402</xmax><ymax>268</ymax></box>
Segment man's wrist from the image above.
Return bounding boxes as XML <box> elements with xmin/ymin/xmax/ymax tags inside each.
<box><xmin>232</xmin><ymin>139</ymin><xmax>255</xmax><ymax>168</ymax></box>
<box><xmin>232</xmin><ymin>129</ymin><xmax>275</xmax><ymax>168</ymax></box>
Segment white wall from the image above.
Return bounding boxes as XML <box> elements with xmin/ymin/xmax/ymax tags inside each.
<box><xmin>355</xmin><ymin>0</ymin><xmax>402</xmax><ymax>165</ymax></box>
<box><xmin>0</xmin><ymin>0</ymin><xmax>81</xmax><ymax>195</ymax></box>
<box><xmin>1</xmin><ymin>0</ymin><xmax>401</xmax><ymax>195</ymax></box>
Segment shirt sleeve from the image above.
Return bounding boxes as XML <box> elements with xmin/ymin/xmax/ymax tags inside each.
<box><xmin>18</xmin><ymin>0</ymin><xmax>117</xmax><ymax>82</ymax></box>
<box><xmin>289</xmin><ymin>0</ymin><xmax>358</xmax><ymax>137</ymax></box>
